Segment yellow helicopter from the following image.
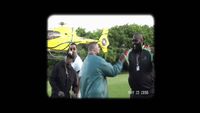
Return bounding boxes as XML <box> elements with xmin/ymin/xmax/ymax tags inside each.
<box><xmin>47</xmin><ymin>22</ymin><xmax>109</xmax><ymax>53</ymax></box>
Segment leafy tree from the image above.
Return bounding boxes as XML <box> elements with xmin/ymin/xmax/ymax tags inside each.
<box><xmin>48</xmin><ymin>24</ymin><xmax>154</xmax><ymax>71</ymax></box>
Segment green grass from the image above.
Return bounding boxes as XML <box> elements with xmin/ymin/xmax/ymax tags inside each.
<box><xmin>47</xmin><ymin>80</ymin><xmax>51</xmax><ymax>97</ymax></box>
<box><xmin>47</xmin><ymin>72</ymin><xmax>130</xmax><ymax>98</ymax></box>
<box><xmin>107</xmin><ymin>72</ymin><xmax>130</xmax><ymax>98</ymax></box>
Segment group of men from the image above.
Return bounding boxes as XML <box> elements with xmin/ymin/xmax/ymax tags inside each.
<box><xmin>49</xmin><ymin>33</ymin><xmax>155</xmax><ymax>99</ymax></box>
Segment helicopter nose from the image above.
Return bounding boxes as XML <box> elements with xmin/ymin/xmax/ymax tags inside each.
<box><xmin>102</xmin><ymin>38</ymin><xmax>106</xmax><ymax>46</ymax></box>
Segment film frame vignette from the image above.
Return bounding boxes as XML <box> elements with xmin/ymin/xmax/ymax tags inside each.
<box><xmin>47</xmin><ymin>15</ymin><xmax>155</xmax><ymax>99</ymax></box>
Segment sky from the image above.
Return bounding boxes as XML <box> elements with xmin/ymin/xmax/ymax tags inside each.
<box><xmin>48</xmin><ymin>15</ymin><xmax>154</xmax><ymax>32</ymax></box>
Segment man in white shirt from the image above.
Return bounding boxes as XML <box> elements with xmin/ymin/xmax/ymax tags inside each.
<box><xmin>66</xmin><ymin>43</ymin><xmax>83</xmax><ymax>98</ymax></box>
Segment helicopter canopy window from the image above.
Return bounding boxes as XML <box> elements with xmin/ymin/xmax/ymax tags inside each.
<box><xmin>48</xmin><ymin>30</ymin><xmax>61</xmax><ymax>40</ymax></box>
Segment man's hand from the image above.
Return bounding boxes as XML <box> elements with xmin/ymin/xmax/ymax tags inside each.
<box><xmin>119</xmin><ymin>50</ymin><xmax>129</xmax><ymax>63</ymax></box>
<box><xmin>119</xmin><ymin>53</ymin><xmax>125</xmax><ymax>63</ymax></box>
<box><xmin>124</xmin><ymin>50</ymin><xmax>129</xmax><ymax>56</ymax></box>
<box><xmin>70</xmin><ymin>91</ymin><xmax>78</xmax><ymax>98</ymax></box>
<box><xmin>58</xmin><ymin>91</ymin><xmax>65</xmax><ymax>97</ymax></box>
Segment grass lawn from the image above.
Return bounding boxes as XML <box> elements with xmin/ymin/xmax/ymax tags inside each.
<box><xmin>107</xmin><ymin>72</ymin><xmax>130</xmax><ymax>98</ymax></box>
<box><xmin>47</xmin><ymin>80</ymin><xmax>52</xmax><ymax>97</ymax></box>
<box><xmin>47</xmin><ymin>72</ymin><xmax>131</xmax><ymax>98</ymax></box>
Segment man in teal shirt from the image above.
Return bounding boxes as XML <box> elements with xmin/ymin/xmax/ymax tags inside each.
<box><xmin>80</xmin><ymin>42</ymin><xmax>126</xmax><ymax>98</ymax></box>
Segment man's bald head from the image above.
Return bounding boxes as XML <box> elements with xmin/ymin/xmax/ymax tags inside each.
<box><xmin>132</xmin><ymin>33</ymin><xmax>144</xmax><ymax>53</ymax></box>
<box><xmin>88</xmin><ymin>42</ymin><xmax>100</xmax><ymax>55</ymax></box>
<box><xmin>132</xmin><ymin>33</ymin><xmax>144</xmax><ymax>44</ymax></box>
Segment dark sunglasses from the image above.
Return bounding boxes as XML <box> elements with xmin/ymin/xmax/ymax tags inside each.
<box><xmin>132</xmin><ymin>39</ymin><xmax>139</xmax><ymax>42</ymax></box>
<box><xmin>70</xmin><ymin>48</ymin><xmax>76</xmax><ymax>50</ymax></box>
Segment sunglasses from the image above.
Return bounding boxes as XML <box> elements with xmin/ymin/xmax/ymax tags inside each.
<box><xmin>132</xmin><ymin>39</ymin><xmax>139</xmax><ymax>42</ymax></box>
<box><xmin>70</xmin><ymin>48</ymin><xmax>76</xmax><ymax>50</ymax></box>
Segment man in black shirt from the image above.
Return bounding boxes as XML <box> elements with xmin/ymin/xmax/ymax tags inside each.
<box><xmin>49</xmin><ymin>52</ymin><xmax>78</xmax><ymax>98</ymax></box>
<box><xmin>128</xmin><ymin>33</ymin><xmax>155</xmax><ymax>98</ymax></box>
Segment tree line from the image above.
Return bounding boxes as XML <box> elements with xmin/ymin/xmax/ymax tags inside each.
<box><xmin>47</xmin><ymin>23</ymin><xmax>154</xmax><ymax>76</ymax></box>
